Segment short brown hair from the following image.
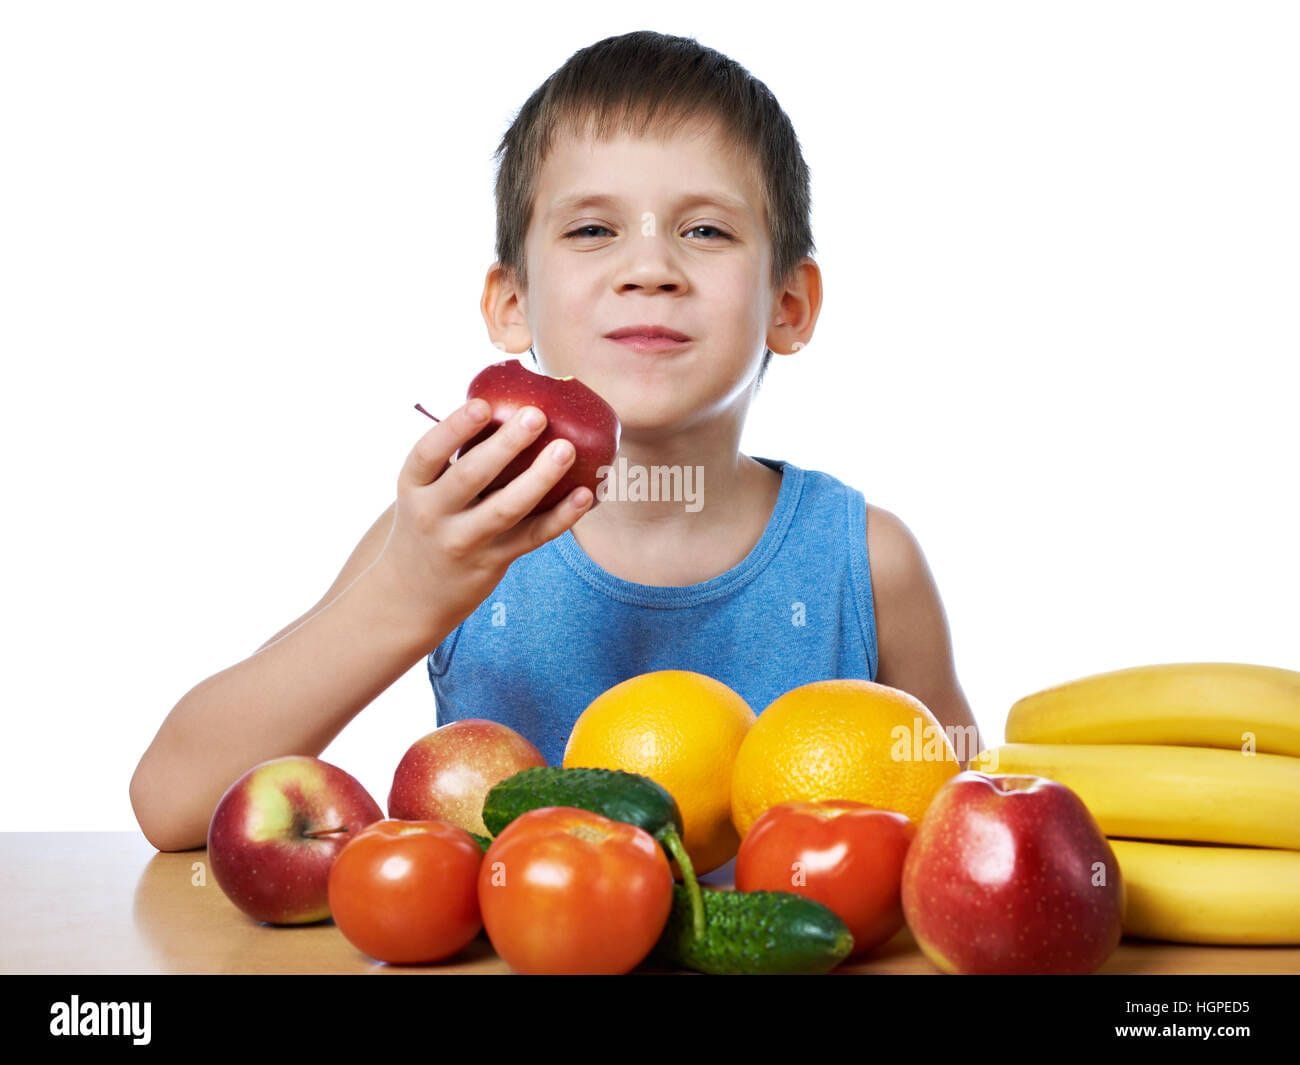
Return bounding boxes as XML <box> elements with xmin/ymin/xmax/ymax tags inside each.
<box><xmin>491</xmin><ymin>30</ymin><xmax>816</xmax><ymax>390</ymax></box>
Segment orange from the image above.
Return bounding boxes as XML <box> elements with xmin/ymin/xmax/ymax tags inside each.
<box><xmin>730</xmin><ymin>679</ymin><xmax>961</xmax><ymax>838</ymax></box>
<box><xmin>563</xmin><ymin>670</ymin><xmax>756</xmax><ymax>875</ymax></box>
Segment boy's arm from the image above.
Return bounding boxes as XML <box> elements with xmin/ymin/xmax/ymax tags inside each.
<box><xmin>132</xmin><ymin>397</ymin><xmax>589</xmax><ymax>852</ymax></box>
<box><xmin>866</xmin><ymin>504</ymin><xmax>983</xmax><ymax>767</ymax></box>
<box><xmin>129</xmin><ymin>502</ymin><xmax>444</xmax><ymax>853</ymax></box>
<box><xmin>253</xmin><ymin>501</ymin><xmax>396</xmax><ymax>653</ymax></box>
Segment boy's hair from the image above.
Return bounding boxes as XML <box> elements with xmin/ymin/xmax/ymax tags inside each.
<box><xmin>491</xmin><ymin>30</ymin><xmax>816</xmax><ymax>392</ymax></box>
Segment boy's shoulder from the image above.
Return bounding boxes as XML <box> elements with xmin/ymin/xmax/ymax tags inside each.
<box><xmin>868</xmin><ymin>501</ymin><xmax>909</xmax><ymax>582</ymax></box>
<box><xmin>864</xmin><ymin>501</ymin><xmax>924</xmax><ymax>594</ymax></box>
<box><xmin>769</xmin><ymin>457</ymin><xmax>916</xmax><ymax>584</ymax></box>
<box><xmin>779</xmin><ymin>460</ymin><xmax>911</xmax><ymax>580</ymax></box>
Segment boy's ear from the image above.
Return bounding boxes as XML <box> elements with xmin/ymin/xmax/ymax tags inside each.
<box><xmin>766</xmin><ymin>258</ymin><xmax>822</xmax><ymax>355</ymax></box>
<box><xmin>481</xmin><ymin>261</ymin><xmax>533</xmax><ymax>354</ymax></box>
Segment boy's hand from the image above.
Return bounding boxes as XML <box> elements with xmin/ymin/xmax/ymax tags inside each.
<box><xmin>374</xmin><ymin>397</ymin><xmax>593</xmax><ymax>631</ymax></box>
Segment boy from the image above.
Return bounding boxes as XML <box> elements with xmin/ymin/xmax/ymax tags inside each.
<box><xmin>131</xmin><ymin>30</ymin><xmax>980</xmax><ymax>852</ymax></box>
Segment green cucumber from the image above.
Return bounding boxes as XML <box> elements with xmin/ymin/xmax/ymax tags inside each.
<box><xmin>654</xmin><ymin>884</ymin><xmax>854</xmax><ymax>975</ymax></box>
<box><xmin>482</xmin><ymin>766</ymin><xmax>705</xmax><ymax>937</ymax></box>
<box><xmin>483</xmin><ymin>766</ymin><xmax>680</xmax><ymax>839</ymax></box>
<box><xmin>468</xmin><ymin>831</ymin><xmax>492</xmax><ymax>854</ymax></box>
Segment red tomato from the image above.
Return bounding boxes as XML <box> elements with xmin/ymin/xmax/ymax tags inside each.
<box><xmin>736</xmin><ymin>799</ymin><xmax>915</xmax><ymax>957</ymax></box>
<box><xmin>327</xmin><ymin>818</ymin><xmax>483</xmax><ymax>964</ymax></box>
<box><xmin>478</xmin><ymin>806</ymin><xmax>673</xmax><ymax>974</ymax></box>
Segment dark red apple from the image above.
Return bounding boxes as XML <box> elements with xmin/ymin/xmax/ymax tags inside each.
<box><xmin>207</xmin><ymin>755</ymin><xmax>384</xmax><ymax>925</ymax></box>
<box><xmin>418</xmin><ymin>359</ymin><xmax>620</xmax><ymax>519</ymax></box>
<box><xmin>388</xmin><ymin>719</ymin><xmax>546</xmax><ymax>836</ymax></box>
<box><xmin>900</xmin><ymin>771</ymin><xmax>1125</xmax><ymax>975</ymax></box>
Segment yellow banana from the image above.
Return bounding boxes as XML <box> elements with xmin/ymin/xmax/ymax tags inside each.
<box><xmin>1005</xmin><ymin>662</ymin><xmax>1300</xmax><ymax>757</ymax></box>
<box><xmin>970</xmin><ymin>743</ymin><xmax>1300</xmax><ymax>850</ymax></box>
<box><xmin>1109</xmin><ymin>839</ymin><xmax>1300</xmax><ymax>945</ymax></box>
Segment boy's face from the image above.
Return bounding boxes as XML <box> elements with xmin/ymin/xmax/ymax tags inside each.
<box><xmin>506</xmin><ymin>118</ymin><xmax>780</xmax><ymax>435</ymax></box>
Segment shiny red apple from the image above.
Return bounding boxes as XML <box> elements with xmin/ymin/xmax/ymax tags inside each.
<box><xmin>900</xmin><ymin>771</ymin><xmax>1125</xmax><ymax>975</ymax></box>
<box><xmin>417</xmin><ymin>359</ymin><xmax>620</xmax><ymax>519</ymax></box>
<box><xmin>207</xmin><ymin>755</ymin><xmax>384</xmax><ymax>925</ymax></box>
<box><xmin>388</xmin><ymin>719</ymin><xmax>546</xmax><ymax>837</ymax></box>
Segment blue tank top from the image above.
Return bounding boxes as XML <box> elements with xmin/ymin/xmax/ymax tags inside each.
<box><xmin>427</xmin><ymin>456</ymin><xmax>879</xmax><ymax>767</ymax></box>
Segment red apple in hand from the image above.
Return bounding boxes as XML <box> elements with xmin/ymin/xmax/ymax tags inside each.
<box><xmin>900</xmin><ymin>771</ymin><xmax>1125</xmax><ymax>974</ymax></box>
<box><xmin>388</xmin><ymin>719</ymin><xmax>546</xmax><ymax>837</ymax></box>
<box><xmin>419</xmin><ymin>359</ymin><xmax>620</xmax><ymax>519</ymax></box>
<box><xmin>207</xmin><ymin>755</ymin><xmax>384</xmax><ymax>925</ymax></box>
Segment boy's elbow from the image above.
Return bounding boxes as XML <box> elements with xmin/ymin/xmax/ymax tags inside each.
<box><xmin>130</xmin><ymin>755</ymin><xmax>204</xmax><ymax>853</ymax></box>
<box><xmin>129</xmin><ymin>761</ymin><xmax>170</xmax><ymax>851</ymax></box>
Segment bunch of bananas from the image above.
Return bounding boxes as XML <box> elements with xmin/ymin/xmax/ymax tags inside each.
<box><xmin>972</xmin><ymin>662</ymin><xmax>1300</xmax><ymax>945</ymax></box>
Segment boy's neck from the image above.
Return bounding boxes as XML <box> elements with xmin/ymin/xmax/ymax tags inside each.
<box><xmin>569</xmin><ymin>433</ymin><xmax>783</xmax><ymax>571</ymax></box>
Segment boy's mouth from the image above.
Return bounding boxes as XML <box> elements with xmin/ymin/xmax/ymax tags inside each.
<box><xmin>605</xmin><ymin>324</ymin><xmax>693</xmax><ymax>353</ymax></box>
<box><xmin>606</xmin><ymin>335</ymin><xmax>694</xmax><ymax>354</ymax></box>
<box><xmin>605</xmin><ymin>324</ymin><xmax>692</xmax><ymax>342</ymax></box>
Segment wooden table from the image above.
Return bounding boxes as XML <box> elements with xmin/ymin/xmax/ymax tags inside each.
<box><xmin>3</xmin><ymin>832</ymin><xmax>1298</xmax><ymax>974</ymax></box>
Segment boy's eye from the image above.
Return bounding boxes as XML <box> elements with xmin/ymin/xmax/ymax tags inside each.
<box><xmin>565</xmin><ymin>225</ymin><xmax>615</xmax><ymax>239</ymax></box>
<box><xmin>684</xmin><ymin>224</ymin><xmax>732</xmax><ymax>241</ymax></box>
<box><xmin>563</xmin><ymin>224</ymin><xmax>733</xmax><ymax>241</ymax></box>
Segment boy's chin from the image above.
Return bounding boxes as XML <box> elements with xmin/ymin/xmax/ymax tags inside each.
<box><xmin>584</xmin><ymin>368</ymin><xmax>717</xmax><ymax>437</ymax></box>
<box><xmin>609</xmin><ymin>408</ymin><xmax>699</xmax><ymax>441</ymax></box>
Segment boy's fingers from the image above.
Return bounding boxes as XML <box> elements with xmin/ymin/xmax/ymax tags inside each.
<box><xmin>442</xmin><ymin>404</ymin><xmax>549</xmax><ymax>508</ymax></box>
<box><xmin>457</xmin><ymin>432</ymin><xmax>575</xmax><ymax>539</ymax></box>
<box><xmin>401</xmin><ymin>399</ymin><xmax>492</xmax><ymax>489</ymax></box>
<box><xmin>495</xmin><ymin>484</ymin><xmax>595</xmax><ymax>557</ymax></box>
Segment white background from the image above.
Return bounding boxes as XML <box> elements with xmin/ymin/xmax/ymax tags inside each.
<box><xmin>2</xmin><ymin>1</ymin><xmax>1296</xmax><ymax>833</ymax></box>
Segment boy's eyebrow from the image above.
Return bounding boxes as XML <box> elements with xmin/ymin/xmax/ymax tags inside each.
<box><xmin>546</xmin><ymin>191</ymin><xmax>752</xmax><ymax>220</ymax></box>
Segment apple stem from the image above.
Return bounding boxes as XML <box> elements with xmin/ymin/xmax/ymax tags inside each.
<box><xmin>414</xmin><ymin>403</ymin><xmax>441</xmax><ymax>423</ymax></box>
<box><xmin>657</xmin><ymin>828</ymin><xmax>706</xmax><ymax>940</ymax></box>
